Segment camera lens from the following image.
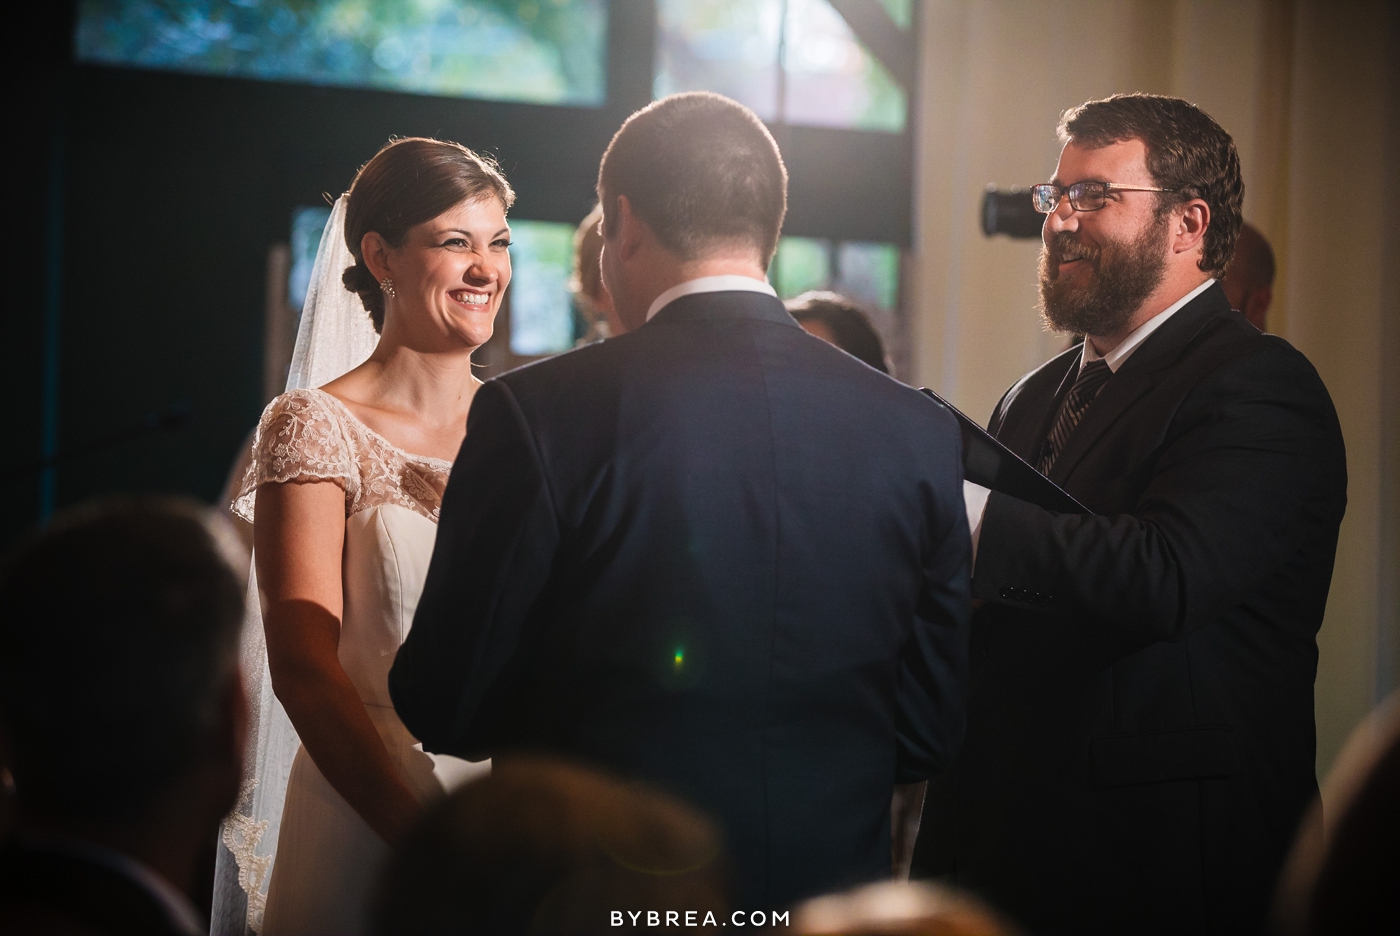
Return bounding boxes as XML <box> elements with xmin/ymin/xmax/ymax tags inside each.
<box><xmin>981</xmin><ymin>187</ymin><xmax>1044</xmax><ymax>239</ymax></box>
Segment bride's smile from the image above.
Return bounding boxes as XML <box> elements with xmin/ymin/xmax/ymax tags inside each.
<box><xmin>451</xmin><ymin>289</ymin><xmax>490</xmax><ymax>306</ymax></box>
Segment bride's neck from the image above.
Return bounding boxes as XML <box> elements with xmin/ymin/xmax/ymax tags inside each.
<box><xmin>352</xmin><ymin>341</ymin><xmax>480</xmax><ymax>420</ymax></box>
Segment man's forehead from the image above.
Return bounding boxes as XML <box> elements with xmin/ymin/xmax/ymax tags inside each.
<box><xmin>1051</xmin><ymin>138</ymin><xmax>1150</xmax><ymax>183</ymax></box>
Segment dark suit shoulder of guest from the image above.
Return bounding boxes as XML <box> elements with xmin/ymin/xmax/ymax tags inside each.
<box><xmin>391</xmin><ymin>289</ymin><xmax>972</xmax><ymax>910</ymax></box>
<box><xmin>0</xmin><ymin>841</ymin><xmax>194</xmax><ymax>936</ymax></box>
<box><xmin>915</xmin><ymin>282</ymin><xmax>1347</xmax><ymax>936</ymax></box>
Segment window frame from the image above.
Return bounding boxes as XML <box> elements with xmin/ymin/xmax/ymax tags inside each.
<box><xmin>73</xmin><ymin>0</ymin><xmax>917</xmax><ymax>375</ymax></box>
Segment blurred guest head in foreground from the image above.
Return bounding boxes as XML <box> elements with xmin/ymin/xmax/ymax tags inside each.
<box><xmin>573</xmin><ymin>203</ymin><xmax>623</xmax><ymax>341</ymax></box>
<box><xmin>372</xmin><ymin>758</ymin><xmax>729</xmax><ymax>935</ymax></box>
<box><xmin>1274</xmin><ymin>691</ymin><xmax>1400</xmax><ymax>936</ymax></box>
<box><xmin>786</xmin><ymin>291</ymin><xmax>891</xmax><ymax>374</ymax></box>
<box><xmin>791</xmin><ymin>880</ymin><xmax>1020</xmax><ymax>936</ymax></box>
<box><xmin>1221</xmin><ymin>220</ymin><xmax>1276</xmax><ymax>331</ymax></box>
<box><xmin>0</xmin><ymin>497</ymin><xmax>246</xmax><ymax>935</ymax></box>
<box><xmin>596</xmin><ymin>91</ymin><xmax>787</xmax><ymax>333</ymax></box>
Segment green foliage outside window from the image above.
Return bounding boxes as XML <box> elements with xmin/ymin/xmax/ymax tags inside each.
<box><xmin>76</xmin><ymin>0</ymin><xmax>608</xmax><ymax>106</ymax></box>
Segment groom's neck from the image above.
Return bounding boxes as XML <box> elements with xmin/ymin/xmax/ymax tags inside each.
<box><xmin>617</xmin><ymin>247</ymin><xmax>769</xmax><ymax>332</ymax></box>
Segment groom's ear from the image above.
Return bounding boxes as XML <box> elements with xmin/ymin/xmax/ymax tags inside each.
<box><xmin>361</xmin><ymin>231</ymin><xmax>394</xmax><ymax>281</ymax></box>
<box><xmin>612</xmin><ymin>195</ymin><xmax>648</xmax><ymax>262</ymax></box>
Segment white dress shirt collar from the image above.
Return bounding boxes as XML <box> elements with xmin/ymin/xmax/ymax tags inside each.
<box><xmin>1081</xmin><ymin>278</ymin><xmax>1215</xmax><ymax>374</ymax></box>
<box><xmin>645</xmin><ymin>275</ymin><xmax>778</xmax><ymax>322</ymax></box>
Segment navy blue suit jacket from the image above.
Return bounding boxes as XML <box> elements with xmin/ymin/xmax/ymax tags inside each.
<box><xmin>390</xmin><ymin>290</ymin><xmax>971</xmax><ymax>909</ymax></box>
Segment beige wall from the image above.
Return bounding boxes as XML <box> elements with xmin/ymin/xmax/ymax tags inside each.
<box><xmin>909</xmin><ymin>0</ymin><xmax>1400</xmax><ymax>782</ymax></box>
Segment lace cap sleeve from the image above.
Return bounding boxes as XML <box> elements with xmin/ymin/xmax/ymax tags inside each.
<box><xmin>232</xmin><ymin>390</ymin><xmax>357</xmax><ymax>522</ymax></box>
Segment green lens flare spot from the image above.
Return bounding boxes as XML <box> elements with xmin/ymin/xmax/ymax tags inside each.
<box><xmin>673</xmin><ymin>647</ymin><xmax>685</xmax><ymax>669</ymax></box>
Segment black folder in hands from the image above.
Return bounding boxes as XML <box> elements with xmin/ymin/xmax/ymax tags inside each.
<box><xmin>919</xmin><ymin>387</ymin><xmax>1090</xmax><ymax>514</ymax></box>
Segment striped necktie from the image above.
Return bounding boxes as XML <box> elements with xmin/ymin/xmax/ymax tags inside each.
<box><xmin>1038</xmin><ymin>359</ymin><xmax>1112</xmax><ymax>474</ymax></box>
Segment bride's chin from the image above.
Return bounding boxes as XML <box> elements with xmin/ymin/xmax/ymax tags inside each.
<box><xmin>455</xmin><ymin>324</ymin><xmax>494</xmax><ymax>348</ymax></box>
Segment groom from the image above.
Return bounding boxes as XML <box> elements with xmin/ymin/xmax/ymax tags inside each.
<box><xmin>390</xmin><ymin>92</ymin><xmax>971</xmax><ymax>909</ymax></box>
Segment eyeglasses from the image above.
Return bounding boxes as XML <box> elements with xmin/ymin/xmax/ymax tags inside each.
<box><xmin>1030</xmin><ymin>181</ymin><xmax>1176</xmax><ymax>213</ymax></box>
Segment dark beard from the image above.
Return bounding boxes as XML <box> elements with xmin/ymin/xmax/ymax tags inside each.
<box><xmin>1038</xmin><ymin>217</ymin><xmax>1169</xmax><ymax>337</ymax></box>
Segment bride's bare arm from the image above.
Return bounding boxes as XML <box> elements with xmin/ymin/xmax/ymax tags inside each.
<box><xmin>254</xmin><ymin>478</ymin><xmax>420</xmax><ymax>844</ymax></box>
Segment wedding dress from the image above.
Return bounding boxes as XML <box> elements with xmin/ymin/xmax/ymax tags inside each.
<box><xmin>235</xmin><ymin>389</ymin><xmax>486</xmax><ymax>935</ymax></box>
<box><xmin>210</xmin><ymin>197</ymin><xmax>484</xmax><ymax>936</ymax></box>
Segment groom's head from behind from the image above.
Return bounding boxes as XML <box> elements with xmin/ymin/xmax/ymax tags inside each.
<box><xmin>598</xmin><ymin>92</ymin><xmax>788</xmax><ymax>332</ymax></box>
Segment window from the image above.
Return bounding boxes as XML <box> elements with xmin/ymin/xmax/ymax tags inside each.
<box><xmin>506</xmin><ymin>220</ymin><xmax>579</xmax><ymax>356</ymax></box>
<box><xmin>288</xmin><ymin>204</ymin><xmax>332</xmax><ymax>313</ymax></box>
<box><xmin>654</xmin><ymin>0</ymin><xmax>783</xmax><ymax>120</ymax></box>
<box><xmin>771</xmin><ymin>236</ymin><xmax>900</xmax><ymax>312</ymax></box>
<box><xmin>655</xmin><ymin>0</ymin><xmax>907</xmax><ymax>133</ymax></box>
<box><xmin>772</xmin><ymin>237</ymin><xmax>831</xmax><ymax>298</ymax></box>
<box><xmin>876</xmin><ymin>0</ymin><xmax>913</xmax><ymax>29</ymax></box>
<box><xmin>99</xmin><ymin>2</ymin><xmax>915</xmax><ymax>386</ymax></box>
<box><xmin>76</xmin><ymin>0</ymin><xmax>609</xmax><ymax>106</ymax></box>
<box><xmin>833</xmin><ymin>240</ymin><xmax>900</xmax><ymax>312</ymax></box>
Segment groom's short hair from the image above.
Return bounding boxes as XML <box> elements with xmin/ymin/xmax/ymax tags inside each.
<box><xmin>598</xmin><ymin>92</ymin><xmax>788</xmax><ymax>266</ymax></box>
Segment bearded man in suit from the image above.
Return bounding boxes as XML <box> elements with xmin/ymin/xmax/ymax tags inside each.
<box><xmin>392</xmin><ymin>91</ymin><xmax>971</xmax><ymax>911</ymax></box>
<box><xmin>912</xmin><ymin>94</ymin><xmax>1347</xmax><ymax>936</ymax></box>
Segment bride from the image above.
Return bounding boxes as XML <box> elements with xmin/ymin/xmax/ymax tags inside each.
<box><xmin>212</xmin><ymin>137</ymin><xmax>514</xmax><ymax>936</ymax></box>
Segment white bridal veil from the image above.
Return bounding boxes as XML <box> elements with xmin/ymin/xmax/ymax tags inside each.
<box><xmin>210</xmin><ymin>196</ymin><xmax>379</xmax><ymax>935</ymax></box>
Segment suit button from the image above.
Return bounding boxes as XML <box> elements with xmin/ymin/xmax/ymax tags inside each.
<box><xmin>1000</xmin><ymin>587</ymin><xmax>1013</xmax><ymax>600</ymax></box>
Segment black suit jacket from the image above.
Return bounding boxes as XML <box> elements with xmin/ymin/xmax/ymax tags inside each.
<box><xmin>391</xmin><ymin>291</ymin><xmax>971</xmax><ymax>909</ymax></box>
<box><xmin>0</xmin><ymin>841</ymin><xmax>195</xmax><ymax>935</ymax></box>
<box><xmin>913</xmin><ymin>283</ymin><xmax>1347</xmax><ymax>935</ymax></box>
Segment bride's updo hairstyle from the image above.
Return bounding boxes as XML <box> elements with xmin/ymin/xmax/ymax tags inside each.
<box><xmin>342</xmin><ymin>137</ymin><xmax>515</xmax><ymax>332</ymax></box>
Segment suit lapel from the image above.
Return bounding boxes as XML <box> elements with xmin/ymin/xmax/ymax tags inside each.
<box><xmin>1048</xmin><ymin>283</ymin><xmax>1231</xmax><ymax>486</ymax></box>
<box><xmin>1047</xmin><ymin>363</ymin><xmax>1156</xmax><ymax>485</ymax></box>
<box><xmin>995</xmin><ymin>348</ymin><xmax>1080</xmax><ymax>462</ymax></box>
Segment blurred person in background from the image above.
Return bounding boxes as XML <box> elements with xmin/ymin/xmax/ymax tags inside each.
<box><xmin>216</xmin><ymin>137</ymin><xmax>511</xmax><ymax>936</ymax></box>
<box><xmin>915</xmin><ymin>94</ymin><xmax>1346</xmax><ymax>936</ymax></box>
<box><xmin>392</xmin><ymin>92</ymin><xmax>971</xmax><ymax>912</ymax></box>
<box><xmin>1221</xmin><ymin>221</ymin><xmax>1276</xmax><ymax>331</ymax></box>
<box><xmin>786</xmin><ymin>291</ymin><xmax>892</xmax><ymax>375</ymax></box>
<box><xmin>0</xmin><ymin>497</ymin><xmax>246</xmax><ymax>936</ymax></box>
<box><xmin>1274</xmin><ymin>691</ymin><xmax>1400</xmax><ymax>936</ymax></box>
<box><xmin>372</xmin><ymin>758</ymin><xmax>729</xmax><ymax>935</ymax></box>
<box><xmin>572</xmin><ymin>203</ymin><xmax>624</xmax><ymax>342</ymax></box>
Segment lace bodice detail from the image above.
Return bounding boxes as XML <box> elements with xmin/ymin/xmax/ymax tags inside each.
<box><xmin>233</xmin><ymin>389</ymin><xmax>452</xmax><ymax>524</ymax></box>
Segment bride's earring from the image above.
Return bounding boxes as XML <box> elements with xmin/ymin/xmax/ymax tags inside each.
<box><xmin>380</xmin><ymin>277</ymin><xmax>396</xmax><ymax>299</ymax></box>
